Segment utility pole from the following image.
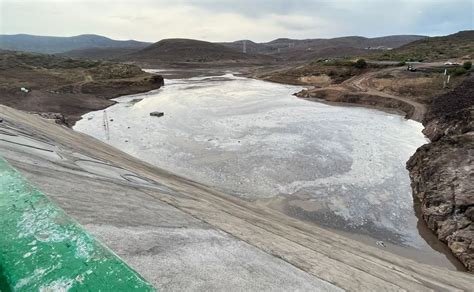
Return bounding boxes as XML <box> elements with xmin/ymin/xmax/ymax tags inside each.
<box><xmin>243</xmin><ymin>40</ymin><xmax>247</xmax><ymax>54</ymax></box>
<box><xmin>103</xmin><ymin>110</ymin><xmax>110</xmax><ymax>140</ymax></box>
<box><xmin>442</xmin><ymin>69</ymin><xmax>451</xmax><ymax>89</ymax></box>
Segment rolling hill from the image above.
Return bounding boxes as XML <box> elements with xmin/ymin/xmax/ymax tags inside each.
<box><xmin>0</xmin><ymin>34</ymin><xmax>151</xmax><ymax>54</ymax></box>
<box><xmin>220</xmin><ymin>35</ymin><xmax>427</xmax><ymax>61</ymax></box>
<box><xmin>218</xmin><ymin>40</ymin><xmax>274</xmax><ymax>54</ymax></box>
<box><xmin>61</xmin><ymin>34</ymin><xmax>426</xmax><ymax>63</ymax></box>
<box><xmin>123</xmin><ymin>38</ymin><xmax>276</xmax><ymax>65</ymax></box>
<box><xmin>59</xmin><ymin>47</ymin><xmax>141</xmax><ymax>60</ymax></box>
<box><xmin>1</xmin><ymin>33</ymin><xmax>428</xmax><ymax>64</ymax></box>
<box><xmin>375</xmin><ymin>30</ymin><xmax>474</xmax><ymax>61</ymax></box>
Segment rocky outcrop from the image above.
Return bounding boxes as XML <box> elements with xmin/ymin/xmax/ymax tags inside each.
<box><xmin>407</xmin><ymin>77</ymin><xmax>474</xmax><ymax>272</ymax></box>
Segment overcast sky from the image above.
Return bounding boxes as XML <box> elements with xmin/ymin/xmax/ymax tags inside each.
<box><xmin>1</xmin><ymin>0</ymin><xmax>473</xmax><ymax>42</ymax></box>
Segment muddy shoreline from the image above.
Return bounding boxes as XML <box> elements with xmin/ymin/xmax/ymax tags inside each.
<box><xmin>295</xmin><ymin>90</ymin><xmax>415</xmax><ymax>119</ymax></box>
<box><xmin>299</xmin><ymin>96</ymin><xmax>410</xmax><ymax>119</ymax></box>
<box><xmin>251</xmin><ymin>67</ymin><xmax>474</xmax><ymax>271</ymax></box>
<box><xmin>256</xmin><ymin>195</ymin><xmax>467</xmax><ymax>271</ymax></box>
<box><xmin>292</xmin><ymin>74</ymin><xmax>473</xmax><ymax>272</ymax></box>
<box><xmin>30</xmin><ymin>75</ymin><xmax>165</xmax><ymax>127</ymax></box>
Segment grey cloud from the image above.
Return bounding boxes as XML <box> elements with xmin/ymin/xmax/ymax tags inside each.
<box><xmin>1</xmin><ymin>0</ymin><xmax>472</xmax><ymax>42</ymax></box>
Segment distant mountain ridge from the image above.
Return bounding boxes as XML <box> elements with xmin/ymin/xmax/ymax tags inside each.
<box><xmin>1</xmin><ymin>33</ymin><xmax>444</xmax><ymax>63</ymax></box>
<box><xmin>376</xmin><ymin>30</ymin><xmax>474</xmax><ymax>61</ymax></box>
<box><xmin>58</xmin><ymin>47</ymin><xmax>140</xmax><ymax>60</ymax></box>
<box><xmin>0</xmin><ymin>34</ymin><xmax>151</xmax><ymax>54</ymax></box>
<box><xmin>219</xmin><ymin>35</ymin><xmax>427</xmax><ymax>60</ymax></box>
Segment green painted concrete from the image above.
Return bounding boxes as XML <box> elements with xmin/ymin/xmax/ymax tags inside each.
<box><xmin>0</xmin><ymin>158</ymin><xmax>155</xmax><ymax>291</ymax></box>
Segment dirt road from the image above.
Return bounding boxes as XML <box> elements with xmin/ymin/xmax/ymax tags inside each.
<box><xmin>343</xmin><ymin>67</ymin><xmax>427</xmax><ymax>121</ymax></box>
<box><xmin>287</xmin><ymin>62</ymin><xmax>444</xmax><ymax>122</ymax></box>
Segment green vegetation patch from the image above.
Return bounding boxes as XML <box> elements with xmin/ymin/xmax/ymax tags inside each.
<box><xmin>448</xmin><ymin>67</ymin><xmax>468</xmax><ymax>76</ymax></box>
<box><xmin>0</xmin><ymin>158</ymin><xmax>154</xmax><ymax>291</ymax></box>
<box><xmin>312</xmin><ymin>58</ymin><xmax>371</xmax><ymax>69</ymax></box>
<box><xmin>463</xmin><ymin>61</ymin><xmax>472</xmax><ymax>70</ymax></box>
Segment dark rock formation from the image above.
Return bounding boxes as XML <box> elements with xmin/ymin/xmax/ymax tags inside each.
<box><xmin>407</xmin><ymin>77</ymin><xmax>474</xmax><ymax>272</ymax></box>
<box><xmin>33</xmin><ymin>112</ymin><xmax>67</xmax><ymax>125</ymax></box>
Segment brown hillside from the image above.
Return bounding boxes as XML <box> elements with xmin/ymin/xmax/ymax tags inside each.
<box><xmin>125</xmin><ymin>38</ymin><xmax>276</xmax><ymax>65</ymax></box>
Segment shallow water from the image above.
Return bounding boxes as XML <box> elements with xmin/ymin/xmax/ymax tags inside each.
<box><xmin>74</xmin><ymin>73</ymin><xmax>461</xmax><ymax>269</ymax></box>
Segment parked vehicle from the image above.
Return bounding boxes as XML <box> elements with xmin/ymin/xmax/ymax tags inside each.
<box><xmin>444</xmin><ymin>61</ymin><xmax>460</xmax><ymax>66</ymax></box>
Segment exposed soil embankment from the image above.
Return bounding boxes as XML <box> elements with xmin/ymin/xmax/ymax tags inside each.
<box><xmin>0</xmin><ymin>50</ymin><xmax>164</xmax><ymax>126</ymax></box>
<box><xmin>265</xmin><ymin>63</ymin><xmax>437</xmax><ymax>122</ymax></box>
<box><xmin>257</xmin><ymin>64</ymin><xmax>367</xmax><ymax>86</ymax></box>
<box><xmin>407</xmin><ymin>77</ymin><xmax>474</xmax><ymax>272</ymax></box>
<box><xmin>295</xmin><ymin>88</ymin><xmax>415</xmax><ymax>119</ymax></box>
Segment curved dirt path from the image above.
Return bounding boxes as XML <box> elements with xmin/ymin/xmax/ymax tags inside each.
<box><xmin>71</xmin><ymin>74</ymin><xmax>94</xmax><ymax>94</ymax></box>
<box><xmin>343</xmin><ymin>68</ymin><xmax>427</xmax><ymax>121</ymax></box>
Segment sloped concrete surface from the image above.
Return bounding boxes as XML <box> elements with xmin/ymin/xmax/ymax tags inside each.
<box><xmin>0</xmin><ymin>106</ymin><xmax>341</xmax><ymax>291</ymax></box>
<box><xmin>0</xmin><ymin>158</ymin><xmax>154</xmax><ymax>291</ymax></box>
<box><xmin>1</xmin><ymin>105</ymin><xmax>473</xmax><ymax>290</ymax></box>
